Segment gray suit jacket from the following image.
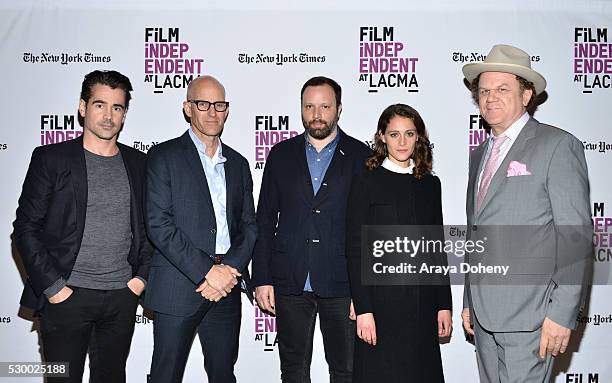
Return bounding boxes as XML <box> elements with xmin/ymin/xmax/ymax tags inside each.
<box><xmin>463</xmin><ymin>117</ymin><xmax>592</xmax><ymax>332</ymax></box>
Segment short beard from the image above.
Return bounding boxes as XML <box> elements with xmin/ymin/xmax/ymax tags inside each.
<box><xmin>302</xmin><ymin>118</ymin><xmax>338</xmax><ymax>140</ymax></box>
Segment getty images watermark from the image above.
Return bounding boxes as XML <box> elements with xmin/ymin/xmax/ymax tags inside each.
<box><xmin>358</xmin><ymin>225</ymin><xmax>594</xmax><ymax>286</ymax></box>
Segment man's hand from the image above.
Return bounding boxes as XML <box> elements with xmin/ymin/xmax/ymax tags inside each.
<box><xmin>48</xmin><ymin>286</ymin><xmax>73</xmax><ymax>304</ymax></box>
<box><xmin>196</xmin><ymin>280</ymin><xmax>224</xmax><ymax>302</ymax></box>
<box><xmin>349</xmin><ymin>300</ymin><xmax>356</xmax><ymax>321</ymax></box>
<box><xmin>539</xmin><ymin>317</ymin><xmax>571</xmax><ymax>358</ymax></box>
<box><xmin>356</xmin><ymin>313</ymin><xmax>377</xmax><ymax>346</ymax></box>
<box><xmin>204</xmin><ymin>264</ymin><xmax>239</xmax><ymax>296</ymax></box>
<box><xmin>255</xmin><ymin>285</ymin><xmax>275</xmax><ymax>315</ymax></box>
<box><xmin>127</xmin><ymin>278</ymin><xmax>145</xmax><ymax>296</ymax></box>
<box><xmin>462</xmin><ymin>308</ymin><xmax>474</xmax><ymax>336</ymax></box>
<box><xmin>438</xmin><ymin>309</ymin><xmax>452</xmax><ymax>337</ymax></box>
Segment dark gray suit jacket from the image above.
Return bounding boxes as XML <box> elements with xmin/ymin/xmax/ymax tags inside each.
<box><xmin>144</xmin><ymin>131</ymin><xmax>257</xmax><ymax>316</ymax></box>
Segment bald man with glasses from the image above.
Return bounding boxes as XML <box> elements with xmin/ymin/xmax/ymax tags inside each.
<box><xmin>145</xmin><ymin>75</ymin><xmax>257</xmax><ymax>383</ymax></box>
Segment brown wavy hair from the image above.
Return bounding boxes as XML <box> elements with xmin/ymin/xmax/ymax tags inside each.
<box><xmin>365</xmin><ymin>103</ymin><xmax>432</xmax><ymax>179</ymax></box>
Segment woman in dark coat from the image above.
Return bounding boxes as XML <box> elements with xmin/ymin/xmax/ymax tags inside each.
<box><xmin>346</xmin><ymin>104</ymin><xmax>452</xmax><ymax>382</ymax></box>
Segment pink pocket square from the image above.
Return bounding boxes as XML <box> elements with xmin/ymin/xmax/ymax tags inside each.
<box><xmin>507</xmin><ymin>161</ymin><xmax>532</xmax><ymax>177</ymax></box>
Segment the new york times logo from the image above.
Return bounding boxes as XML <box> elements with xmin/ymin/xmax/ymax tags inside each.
<box><xmin>358</xmin><ymin>27</ymin><xmax>419</xmax><ymax>93</ymax></box>
<box><xmin>452</xmin><ymin>51</ymin><xmax>540</xmax><ymax>64</ymax></box>
<box><xmin>23</xmin><ymin>52</ymin><xmax>110</xmax><ymax>65</ymax></box>
<box><xmin>253</xmin><ymin>115</ymin><xmax>298</xmax><ymax>170</ymax></box>
<box><xmin>133</xmin><ymin>141</ymin><xmax>159</xmax><ymax>153</ymax></box>
<box><xmin>0</xmin><ymin>142</ymin><xmax>7</xmax><ymax>150</ymax></box>
<box><xmin>135</xmin><ymin>314</ymin><xmax>152</xmax><ymax>325</ymax></box>
<box><xmin>144</xmin><ymin>27</ymin><xmax>204</xmax><ymax>94</ymax></box>
<box><xmin>254</xmin><ymin>306</ymin><xmax>277</xmax><ymax>351</ymax></box>
<box><xmin>573</xmin><ymin>27</ymin><xmax>611</xmax><ymax>93</ymax></box>
<box><xmin>0</xmin><ymin>316</ymin><xmax>10</xmax><ymax>324</ymax></box>
<box><xmin>582</xmin><ymin>139</ymin><xmax>612</xmax><ymax>153</ymax></box>
<box><xmin>592</xmin><ymin>202</ymin><xmax>611</xmax><ymax>262</ymax></box>
<box><xmin>469</xmin><ymin>115</ymin><xmax>490</xmax><ymax>152</ymax></box>
<box><xmin>238</xmin><ymin>53</ymin><xmax>325</xmax><ymax>65</ymax></box>
<box><xmin>40</xmin><ymin>114</ymin><xmax>81</xmax><ymax>146</ymax></box>
<box><xmin>577</xmin><ymin>312</ymin><xmax>612</xmax><ymax>326</ymax></box>
<box><xmin>565</xmin><ymin>372</ymin><xmax>600</xmax><ymax>383</ymax></box>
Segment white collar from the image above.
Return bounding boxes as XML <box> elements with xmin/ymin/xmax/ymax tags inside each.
<box><xmin>382</xmin><ymin>157</ymin><xmax>414</xmax><ymax>174</ymax></box>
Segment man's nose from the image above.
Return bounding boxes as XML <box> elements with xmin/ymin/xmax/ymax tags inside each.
<box><xmin>103</xmin><ymin>106</ymin><xmax>112</xmax><ymax>119</ymax></box>
<box><xmin>486</xmin><ymin>89</ymin><xmax>500</xmax><ymax>102</ymax></box>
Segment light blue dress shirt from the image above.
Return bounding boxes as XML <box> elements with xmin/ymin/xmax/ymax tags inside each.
<box><xmin>189</xmin><ymin>129</ymin><xmax>231</xmax><ymax>255</ymax></box>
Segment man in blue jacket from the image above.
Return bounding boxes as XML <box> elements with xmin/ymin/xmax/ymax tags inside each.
<box><xmin>252</xmin><ymin>76</ymin><xmax>371</xmax><ymax>382</ymax></box>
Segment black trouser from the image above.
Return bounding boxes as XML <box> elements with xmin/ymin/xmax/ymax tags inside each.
<box><xmin>40</xmin><ymin>286</ymin><xmax>139</xmax><ymax>383</ymax></box>
<box><xmin>149</xmin><ymin>288</ymin><xmax>241</xmax><ymax>383</ymax></box>
<box><xmin>275</xmin><ymin>292</ymin><xmax>355</xmax><ymax>383</ymax></box>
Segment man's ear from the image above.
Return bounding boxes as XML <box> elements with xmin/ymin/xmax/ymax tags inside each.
<box><xmin>183</xmin><ymin>100</ymin><xmax>192</xmax><ymax>118</ymax></box>
<box><xmin>78</xmin><ymin>99</ymin><xmax>87</xmax><ymax>118</ymax></box>
<box><xmin>522</xmin><ymin>88</ymin><xmax>533</xmax><ymax>107</ymax></box>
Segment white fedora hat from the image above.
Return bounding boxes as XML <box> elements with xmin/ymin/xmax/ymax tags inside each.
<box><xmin>463</xmin><ymin>44</ymin><xmax>546</xmax><ymax>94</ymax></box>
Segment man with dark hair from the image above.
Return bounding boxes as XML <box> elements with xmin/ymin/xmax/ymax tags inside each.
<box><xmin>252</xmin><ymin>76</ymin><xmax>371</xmax><ymax>382</ymax></box>
<box><xmin>461</xmin><ymin>45</ymin><xmax>592</xmax><ymax>382</ymax></box>
<box><xmin>14</xmin><ymin>69</ymin><xmax>152</xmax><ymax>383</ymax></box>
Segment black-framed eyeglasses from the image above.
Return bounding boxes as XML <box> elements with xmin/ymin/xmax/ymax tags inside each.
<box><xmin>188</xmin><ymin>100</ymin><xmax>229</xmax><ymax>112</ymax></box>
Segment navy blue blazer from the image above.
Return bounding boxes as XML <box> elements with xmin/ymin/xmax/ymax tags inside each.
<box><xmin>252</xmin><ymin>129</ymin><xmax>371</xmax><ymax>298</ymax></box>
<box><xmin>144</xmin><ymin>131</ymin><xmax>257</xmax><ymax>316</ymax></box>
<box><xmin>13</xmin><ymin>135</ymin><xmax>152</xmax><ymax>313</ymax></box>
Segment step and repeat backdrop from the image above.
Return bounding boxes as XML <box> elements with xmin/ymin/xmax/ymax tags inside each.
<box><xmin>1</xmin><ymin>1</ymin><xmax>611</xmax><ymax>382</ymax></box>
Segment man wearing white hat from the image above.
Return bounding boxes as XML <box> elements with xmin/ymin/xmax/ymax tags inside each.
<box><xmin>461</xmin><ymin>44</ymin><xmax>592</xmax><ymax>382</ymax></box>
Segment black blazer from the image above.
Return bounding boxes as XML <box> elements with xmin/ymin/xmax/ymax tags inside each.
<box><xmin>144</xmin><ymin>131</ymin><xmax>257</xmax><ymax>316</ymax></box>
<box><xmin>345</xmin><ymin>167</ymin><xmax>452</xmax><ymax>315</ymax></box>
<box><xmin>251</xmin><ymin>130</ymin><xmax>371</xmax><ymax>298</ymax></box>
<box><xmin>13</xmin><ymin>135</ymin><xmax>153</xmax><ymax>313</ymax></box>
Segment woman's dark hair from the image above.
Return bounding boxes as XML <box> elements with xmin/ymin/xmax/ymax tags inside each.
<box><xmin>365</xmin><ymin>103</ymin><xmax>432</xmax><ymax>179</ymax></box>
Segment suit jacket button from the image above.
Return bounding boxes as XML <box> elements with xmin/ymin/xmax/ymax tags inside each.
<box><xmin>472</xmin><ymin>225</ymin><xmax>478</xmax><ymax>231</ymax></box>
<box><xmin>211</xmin><ymin>228</ymin><xmax>217</xmax><ymax>234</ymax></box>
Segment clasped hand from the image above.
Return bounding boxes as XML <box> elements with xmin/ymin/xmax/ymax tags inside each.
<box><xmin>196</xmin><ymin>264</ymin><xmax>241</xmax><ymax>302</ymax></box>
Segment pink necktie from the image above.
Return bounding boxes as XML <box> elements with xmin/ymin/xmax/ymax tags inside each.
<box><xmin>476</xmin><ymin>135</ymin><xmax>508</xmax><ymax>211</ymax></box>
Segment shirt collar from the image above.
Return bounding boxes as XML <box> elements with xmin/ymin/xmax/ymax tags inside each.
<box><xmin>304</xmin><ymin>129</ymin><xmax>340</xmax><ymax>153</ymax></box>
<box><xmin>188</xmin><ymin>128</ymin><xmax>226</xmax><ymax>164</ymax></box>
<box><xmin>492</xmin><ymin>112</ymin><xmax>529</xmax><ymax>142</ymax></box>
<box><xmin>382</xmin><ymin>157</ymin><xmax>415</xmax><ymax>174</ymax></box>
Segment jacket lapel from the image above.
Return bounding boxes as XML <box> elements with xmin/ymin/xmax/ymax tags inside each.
<box><xmin>314</xmin><ymin>129</ymin><xmax>348</xmax><ymax>203</ymax></box>
<box><xmin>477</xmin><ymin>118</ymin><xmax>537</xmax><ymax>214</ymax></box>
<box><xmin>68</xmin><ymin>136</ymin><xmax>88</xmax><ymax>239</ymax></box>
<box><xmin>222</xmin><ymin>143</ymin><xmax>235</xmax><ymax>233</ymax></box>
<box><xmin>468</xmin><ymin>143</ymin><xmax>486</xmax><ymax>221</ymax></box>
<box><xmin>296</xmin><ymin>133</ymin><xmax>315</xmax><ymax>202</ymax></box>
<box><xmin>118</xmin><ymin>144</ymin><xmax>137</xmax><ymax>237</ymax></box>
<box><xmin>179</xmin><ymin>131</ymin><xmax>215</xmax><ymax>213</ymax></box>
